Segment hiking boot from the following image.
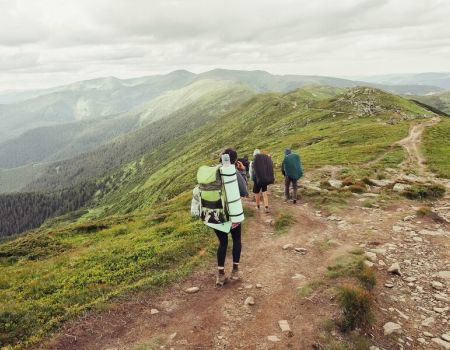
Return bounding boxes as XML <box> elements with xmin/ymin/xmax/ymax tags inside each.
<box><xmin>293</xmin><ymin>199</ymin><xmax>297</xmax><ymax>204</ymax></box>
<box><xmin>230</xmin><ymin>269</ymin><xmax>241</xmax><ymax>281</ymax></box>
<box><xmin>265</xmin><ymin>206</ymin><xmax>270</xmax><ymax>213</ymax></box>
<box><xmin>256</xmin><ymin>204</ymin><xmax>260</xmax><ymax>210</ymax></box>
<box><xmin>216</xmin><ymin>273</ymin><xmax>227</xmax><ymax>287</ymax></box>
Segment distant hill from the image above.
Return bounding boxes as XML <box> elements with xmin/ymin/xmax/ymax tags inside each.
<box><xmin>411</xmin><ymin>90</ymin><xmax>450</xmax><ymax>114</ymax></box>
<box><xmin>351</xmin><ymin>72</ymin><xmax>450</xmax><ymax>90</ymax></box>
<box><xmin>0</xmin><ymin>71</ymin><xmax>196</xmax><ymax>142</ymax></box>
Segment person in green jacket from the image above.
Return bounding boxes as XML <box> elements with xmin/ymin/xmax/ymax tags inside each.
<box><xmin>281</xmin><ymin>148</ymin><xmax>303</xmax><ymax>204</ymax></box>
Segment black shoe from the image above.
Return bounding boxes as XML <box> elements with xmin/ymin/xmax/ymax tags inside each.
<box><xmin>293</xmin><ymin>199</ymin><xmax>297</xmax><ymax>204</ymax></box>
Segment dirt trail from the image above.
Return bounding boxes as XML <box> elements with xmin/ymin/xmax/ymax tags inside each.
<box><xmin>396</xmin><ymin>117</ymin><xmax>440</xmax><ymax>176</ymax></box>
<box><xmin>33</xmin><ymin>119</ymin><xmax>449</xmax><ymax>350</ymax></box>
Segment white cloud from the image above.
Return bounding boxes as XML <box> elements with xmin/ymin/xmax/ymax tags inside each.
<box><xmin>0</xmin><ymin>0</ymin><xmax>450</xmax><ymax>90</ymax></box>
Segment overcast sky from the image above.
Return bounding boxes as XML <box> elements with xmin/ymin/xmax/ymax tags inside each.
<box><xmin>1</xmin><ymin>0</ymin><xmax>450</xmax><ymax>91</ymax></box>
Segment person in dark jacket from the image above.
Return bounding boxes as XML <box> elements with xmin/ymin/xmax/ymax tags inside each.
<box><xmin>281</xmin><ymin>148</ymin><xmax>303</xmax><ymax>204</ymax></box>
<box><xmin>252</xmin><ymin>149</ymin><xmax>274</xmax><ymax>213</ymax></box>
<box><xmin>215</xmin><ymin>148</ymin><xmax>248</xmax><ymax>286</ymax></box>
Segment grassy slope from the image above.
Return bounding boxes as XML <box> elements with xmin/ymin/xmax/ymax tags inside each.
<box><xmin>0</xmin><ymin>87</ymin><xmax>436</xmax><ymax>348</ymax></box>
<box><xmin>423</xmin><ymin>117</ymin><xmax>450</xmax><ymax>178</ymax></box>
<box><xmin>414</xmin><ymin>90</ymin><xmax>450</xmax><ymax>114</ymax></box>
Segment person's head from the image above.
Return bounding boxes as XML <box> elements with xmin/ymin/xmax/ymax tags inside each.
<box><xmin>285</xmin><ymin>148</ymin><xmax>292</xmax><ymax>156</ymax></box>
<box><xmin>222</xmin><ymin>148</ymin><xmax>238</xmax><ymax>164</ymax></box>
<box><xmin>253</xmin><ymin>149</ymin><xmax>260</xmax><ymax>157</ymax></box>
<box><xmin>261</xmin><ymin>150</ymin><xmax>269</xmax><ymax>155</ymax></box>
<box><xmin>243</xmin><ymin>155</ymin><xmax>249</xmax><ymax>161</ymax></box>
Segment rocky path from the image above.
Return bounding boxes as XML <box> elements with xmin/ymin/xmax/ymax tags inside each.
<box><xmin>33</xmin><ymin>120</ymin><xmax>449</xmax><ymax>350</ymax></box>
<box><xmin>396</xmin><ymin>117</ymin><xmax>440</xmax><ymax>176</ymax></box>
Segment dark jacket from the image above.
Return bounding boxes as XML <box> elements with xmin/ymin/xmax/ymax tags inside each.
<box><xmin>282</xmin><ymin>153</ymin><xmax>303</xmax><ymax>180</ymax></box>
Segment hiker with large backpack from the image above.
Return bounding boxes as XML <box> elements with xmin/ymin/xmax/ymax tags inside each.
<box><xmin>251</xmin><ymin>149</ymin><xmax>274</xmax><ymax>213</ymax></box>
<box><xmin>281</xmin><ymin>148</ymin><xmax>303</xmax><ymax>204</ymax></box>
<box><xmin>191</xmin><ymin>148</ymin><xmax>248</xmax><ymax>287</ymax></box>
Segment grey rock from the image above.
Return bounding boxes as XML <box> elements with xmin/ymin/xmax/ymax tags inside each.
<box><xmin>433</xmin><ymin>307</ymin><xmax>449</xmax><ymax>313</ymax></box>
<box><xmin>432</xmin><ymin>281</ymin><xmax>445</xmax><ymax>290</ymax></box>
<box><xmin>282</xmin><ymin>243</ymin><xmax>294</xmax><ymax>250</ymax></box>
<box><xmin>267</xmin><ymin>335</ymin><xmax>280</xmax><ymax>342</ymax></box>
<box><xmin>434</xmin><ymin>294</ymin><xmax>449</xmax><ymax>302</ymax></box>
<box><xmin>393</xmin><ymin>183</ymin><xmax>410</xmax><ymax>192</ymax></box>
<box><xmin>365</xmin><ymin>251</ymin><xmax>377</xmax><ymax>262</ymax></box>
<box><xmin>421</xmin><ymin>317</ymin><xmax>435</xmax><ymax>327</ymax></box>
<box><xmin>432</xmin><ymin>338</ymin><xmax>450</xmax><ymax>349</ymax></box>
<box><xmin>442</xmin><ymin>334</ymin><xmax>450</xmax><ymax>342</ymax></box>
<box><xmin>278</xmin><ymin>320</ymin><xmax>292</xmax><ymax>333</ymax></box>
<box><xmin>388</xmin><ymin>262</ymin><xmax>402</xmax><ymax>275</ymax></box>
<box><xmin>383</xmin><ymin>322</ymin><xmax>402</xmax><ymax>335</ymax></box>
<box><xmin>244</xmin><ymin>296</ymin><xmax>255</xmax><ymax>306</ymax></box>
<box><xmin>185</xmin><ymin>287</ymin><xmax>200</xmax><ymax>294</ymax></box>
<box><xmin>150</xmin><ymin>308</ymin><xmax>159</xmax><ymax>315</ymax></box>
<box><xmin>364</xmin><ymin>260</ymin><xmax>375</xmax><ymax>268</ymax></box>
<box><xmin>437</xmin><ymin>271</ymin><xmax>450</xmax><ymax>280</ymax></box>
<box><xmin>328</xmin><ymin>179</ymin><xmax>343</xmax><ymax>189</ymax></box>
<box><xmin>294</xmin><ymin>247</ymin><xmax>307</xmax><ymax>254</ymax></box>
<box><xmin>370</xmin><ymin>179</ymin><xmax>393</xmax><ymax>187</ymax></box>
<box><xmin>292</xmin><ymin>273</ymin><xmax>306</xmax><ymax>281</ymax></box>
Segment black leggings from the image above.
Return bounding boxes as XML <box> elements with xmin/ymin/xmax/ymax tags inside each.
<box><xmin>214</xmin><ymin>225</ymin><xmax>242</xmax><ymax>267</ymax></box>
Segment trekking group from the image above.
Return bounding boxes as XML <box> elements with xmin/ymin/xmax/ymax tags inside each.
<box><xmin>191</xmin><ymin>147</ymin><xmax>303</xmax><ymax>286</ymax></box>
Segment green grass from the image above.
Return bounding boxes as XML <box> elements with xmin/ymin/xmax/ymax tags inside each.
<box><xmin>298</xmin><ymin>281</ymin><xmax>324</xmax><ymax>297</ymax></box>
<box><xmin>326</xmin><ymin>254</ymin><xmax>365</xmax><ymax>279</ymax></box>
<box><xmin>274</xmin><ymin>210</ymin><xmax>296</xmax><ymax>233</ymax></box>
<box><xmin>423</xmin><ymin>117</ymin><xmax>450</xmax><ymax>178</ymax></box>
<box><xmin>0</xmin><ymin>194</ymin><xmax>215</xmax><ymax>349</ymax></box>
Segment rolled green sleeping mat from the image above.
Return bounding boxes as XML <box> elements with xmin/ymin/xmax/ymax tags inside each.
<box><xmin>220</xmin><ymin>163</ymin><xmax>245</xmax><ymax>223</ymax></box>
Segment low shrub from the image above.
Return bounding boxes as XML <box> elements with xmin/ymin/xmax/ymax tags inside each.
<box><xmin>338</xmin><ymin>284</ymin><xmax>373</xmax><ymax>332</ymax></box>
<box><xmin>402</xmin><ymin>184</ymin><xmax>445</xmax><ymax>200</ymax></box>
<box><xmin>356</xmin><ymin>262</ymin><xmax>376</xmax><ymax>290</ymax></box>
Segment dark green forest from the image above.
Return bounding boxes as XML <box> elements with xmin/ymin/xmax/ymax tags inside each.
<box><xmin>0</xmin><ymin>182</ymin><xmax>100</xmax><ymax>237</ymax></box>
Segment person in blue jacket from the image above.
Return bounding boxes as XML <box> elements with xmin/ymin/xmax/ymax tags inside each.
<box><xmin>281</xmin><ymin>148</ymin><xmax>303</xmax><ymax>204</ymax></box>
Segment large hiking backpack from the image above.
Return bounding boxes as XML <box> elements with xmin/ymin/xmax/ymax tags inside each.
<box><xmin>253</xmin><ymin>154</ymin><xmax>275</xmax><ymax>185</ymax></box>
<box><xmin>283</xmin><ymin>153</ymin><xmax>303</xmax><ymax>180</ymax></box>
<box><xmin>196</xmin><ymin>165</ymin><xmax>228</xmax><ymax>224</ymax></box>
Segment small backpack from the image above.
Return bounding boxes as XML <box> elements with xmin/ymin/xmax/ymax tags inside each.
<box><xmin>195</xmin><ymin>165</ymin><xmax>229</xmax><ymax>224</ymax></box>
